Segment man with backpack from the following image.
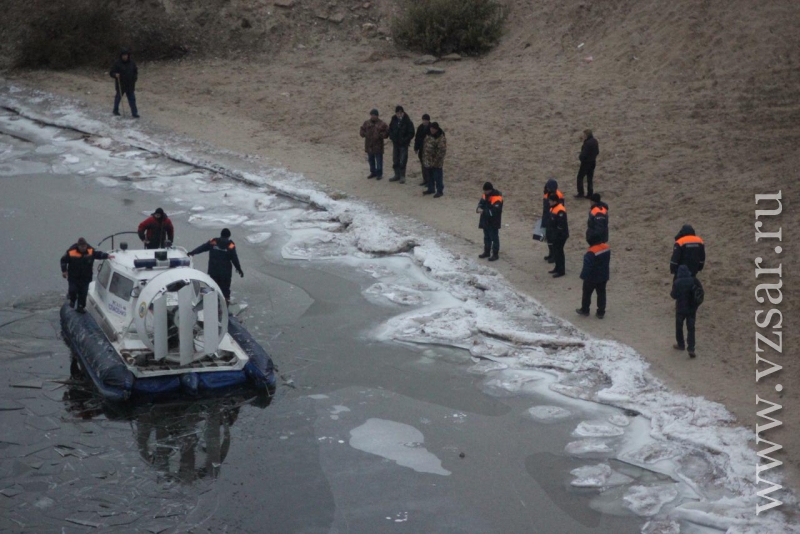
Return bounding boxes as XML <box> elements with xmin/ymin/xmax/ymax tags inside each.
<box><xmin>671</xmin><ymin>265</ymin><xmax>703</xmax><ymax>358</ymax></box>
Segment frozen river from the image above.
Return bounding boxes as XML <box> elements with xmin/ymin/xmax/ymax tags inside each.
<box><xmin>0</xmin><ymin>90</ymin><xmax>790</xmax><ymax>533</ymax></box>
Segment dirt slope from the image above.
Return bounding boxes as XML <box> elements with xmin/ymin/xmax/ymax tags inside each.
<box><xmin>6</xmin><ymin>0</ymin><xmax>800</xmax><ymax>490</ymax></box>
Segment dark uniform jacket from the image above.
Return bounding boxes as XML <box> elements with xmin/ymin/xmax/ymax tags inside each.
<box><xmin>478</xmin><ymin>189</ymin><xmax>504</xmax><ymax>230</ymax></box>
<box><xmin>671</xmin><ymin>265</ymin><xmax>696</xmax><ymax>313</ymax></box>
<box><xmin>580</xmin><ymin>243</ymin><xmax>611</xmax><ymax>283</ymax></box>
<box><xmin>414</xmin><ymin>123</ymin><xmax>430</xmax><ymax>153</ymax></box>
<box><xmin>60</xmin><ymin>245</ymin><xmax>109</xmax><ymax>283</ymax></box>
<box><xmin>389</xmin><ymin>114</ymin><xmax>415</xmax><ymax>147</ymax></box>
<box><xmin>138</xmin><ymin>215</ymin><xmax>175</xmax><ymax>248</ymax></box>
<box><xmin>109</xmin><ymin>50</ymin><xmax>138</xmax><ymax>93</ymax></box>
<box><xmin>579</xmin><ymin>135</ymin><xmax>599</xmax><ymax>164</ymax></box>
<box><xmin>189</xmin><ymin>238</ymin><xmax>242</xmax><ymax>281</ymax></box>
<box><xmin>548</xmin><ymin>202</ymin><xmax>569</xmax><ymax>242</ymax></box>
<box><xmin>586</xmin><ymin>202</ymin><xmax>609</xmax><ymax>244</ymax></box>
<box><xmin>670</xmin><ymin>224</ymin><xmax>705</xmax><ymax>275</ymax></box>
<box><xmin>360</xmin><ymin>118</ymin><xmax>389</xmax><ymax>154</ymax></box>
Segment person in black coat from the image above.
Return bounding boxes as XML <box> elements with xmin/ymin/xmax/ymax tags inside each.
<box><xmin>60</xmin><ymin>237</ymin><xmax>111</xmax><ymax>313</ymax></box>
<box><xmin>670</xmin><ymin>224</ymin><xmax>705</xmax><ymax>277</ymax></box>
<box><xmin>576</xmin><ymin>237</ymin><xmax>610</xmax><ymax>318</ymax></box>
<box><xmin>575</xmin><ymin>129</ymin><xmax>599</xmax><ymax>198</ymax></box>
<box><xmin>671</xmin><ymin>265</ymin><xmax>698</xmax><ymax>357</ymax></box>
<box><xmin>188</xmin><ymin>229</ymin><xmax>243</xmax><ymax>303</ymax></box>
<box><xmin>477</xmin><ymin>182</ymin><xmax>503</xmax><ymax>261</ymax></box>
<box><xmin>547</xmin><ymin>193</ymin><xmax>569</xmax><ymax>277</ymax></box>
<box><xmin>586</xmin><ymin>193</ymin><xmax>609</xmax><ymax>244</ymax></box>
<box><xmin>109</xmin><ymin>49</ymin><xmax>139</xmax><ymax>118</ymax></box>
<box><xmin>388</xmin><ymin>106</ymin><xmax>416</xmax><ymax>183</ymax></box>
<box><xmin>414</xmin><ymin>114</ymin><xmax>431</xmax><ymax>187</ymax></box>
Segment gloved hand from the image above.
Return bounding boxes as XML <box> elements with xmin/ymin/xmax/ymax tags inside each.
<box><xmin>62</xmin><ymin>272</ymin><xmax>67</xmax><ymax>279</ymax></box>
<box><xmin>187</xmin><ymin>252</ymin><xmax>194</xmax><ymax>257</ymax></box>
<box><xmin>237</xmin><ymin>269</ymin><xmax>244</xmax><ymax>278</ymax></box>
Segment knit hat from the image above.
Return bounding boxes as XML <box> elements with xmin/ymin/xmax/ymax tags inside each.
<box><xmin>430</xmin><ymin>122</ymin><xmax>440</xmax><ymax>130</ymax></box>
<box><xmin>77</xmin><ymin>237</ymin><xmax>88</xmax><ymax>245</ymax></box>
<box><xmin>153</xmin><ymin>207</ymin><xmax>165</xmax><ymax>216</ymax></box>
<box><xmin>370</xmin><ymin>109</ymin><xmax>379</xmax><ymax>116</ymax></box>
<box><xmin>221</xmin><ymin>228</ymin><xmax>231</xmax><ymax>238</ymax></box>
<box><xmin>395</xmin><ymin>105</ymin><xmax>404</xmax><ymax>113</ymax></box>
<box><xmin>483</xmin><ymin>182</ymin><xmax>494</xmax><ymax>191</ymax></box>
<box><xmin>591</xmin><ymin>193</ymin><xmax>602</xmax><ymax>202</ymax></box>
<box><xmin>422</xmin><ymin>113</ymin><xmax>430</xmax><ymax>120</ymax></box>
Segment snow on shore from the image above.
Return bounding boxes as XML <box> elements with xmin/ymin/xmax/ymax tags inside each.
<box><xmin>1</xmin><ymin>84</ymin><xmax>795</xmax><ymax>533</ymax></box>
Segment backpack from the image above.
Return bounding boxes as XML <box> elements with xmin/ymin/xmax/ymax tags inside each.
<box><xmin>691</xmin><ymin>277</ymin><xmax>705</xmax><ymax>308</ymax></box>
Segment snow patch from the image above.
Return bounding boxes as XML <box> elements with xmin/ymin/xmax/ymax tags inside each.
<box><xmin>349</xmin><ymin>418</ymin><xmax>450</xmax><ymax>476</ymax></box>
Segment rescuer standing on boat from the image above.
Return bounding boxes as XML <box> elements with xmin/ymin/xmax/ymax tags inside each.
<box><xmin>188</xmin><ymin>228</ymin><xmax>243</xmax><ymax>304</ymax></box>
<box><xmin>137</xmin><ymin>208</ymin><xmax>174</xmax><ymax>249</ymax></box>
<box><xmin>60</xmin><ymin>237</ymin><xmax>112</xmax><ymax>313</ymax></box>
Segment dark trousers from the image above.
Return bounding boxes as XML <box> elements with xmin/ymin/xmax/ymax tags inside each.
<box><xmin>576</xmin><ymin>161</ymin><xmax>596</xmax><ymax>196</ymax></box>
<box><xmin>551</xmin><ymin>238</ymin><xmax>567</xmax><ymax>274</ymax></box>
<box><xmin>114</xmin><ymin>89</ymin><xmax>139</xmax><ymax>116</ymax></box>
<box><xmin>68</xmin><ymin>280</ymin><xmax>90</xmax><ymax>309</ymax></box>
<box><xmin>483</xmin><ymin>227</ymin><xmax>500</xmax><ymax>254</ymax></box>
<box><xmin>426</xmin><ymin>168</ymin><xmax>444</xmax><ymax>194</ymax></box>
<box><xmin>580</xmin><ymin>280</ymin><xmax>607</xmax><ymax>313</ymax></box>
<box><xmin>676</xmin><ymin>310</ymin><xmax>696</xmax><ymax>351</ymax></box>
<box><xmin>368</xmin><ymin>153</ymin><xmax>384</xmax><ymax>177</ymax></box>
<box><xmin>212</xmin><ymin>275</ymin><xmax>232</xmax><ymax>301</ymax></box>
<box><xmin>418</xmin><ymin>151</ymin><xmax>430</xmax><ymax>184</ymax></box>
<box><xmin>393</xmin><ymin>144</ymin><xmax>409</xmax><ymax>178</ymax></box>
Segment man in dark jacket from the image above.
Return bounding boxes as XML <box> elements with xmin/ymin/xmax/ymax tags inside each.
<box><xmin>60</xmin><ymin>238</ymin><xmax>111</xmax><ymax>313</ymax></box>
<box><xmin>388</xmin><ymin>106</ymin><xmax>415</xmax><ymax>184</ymax></box>
<box><xmin>422</xmin><ymin>122</ymin><xmax>447</xmax><ymax>198</ymax></box>
<box><xmin>576</xmin><ymin>237</ymin><xmax>610</xmax><ymax>318</ymax></box>
<box><xmin>477</xmin><ymin>182</ymin><xmax>503</xmax><ymax>261</ymax></box>
<box><xmin>542</xmin><ymin>178</ymin><xmax>564</xmax><ymax>263</ymax></box>
<box><xmin>586</xmin><ymin>193</ymin><xmax>609</xmax><ymax>244</ymax></box>
<box><xmin>360</xmin><ymin>109</ymin><xmax>389</xmax><ymax>180</ymax></box>
<box><xmin>109</xmin><ymin>49</ymin><xmax>139</xmax><ymax>118</ymax></box>
<box><xmin>414</xmin><ymin>114</ymin><xmax>431</xmax><ymax>187</ymax></box>
<box><xmin>671</xmin><ymin>265</ymin><xmax>698</xmax><ymax>357</ymax></box>
<box><xmin>576</xmin><ymin>129</ymin><xmax>599</xmax><ymax>198</ymax></box>
<box><xmin>137</xmin><ymin>208</ymin><xmax>175</xmax><ymax>249</ymax></box>
<box><xmin>188</xmin><ymin>229</ymin><xmax>243</xmax><ymax>303</ymax></box>
<box><xmin>547</xmin><ymin>193</ymin><xmax>569</xmax><ymax>277</ymax></box>
<box><xmin>670</xmin><ymin>224</ymin><xmax>705</xmax><ymax>277</ymax></box>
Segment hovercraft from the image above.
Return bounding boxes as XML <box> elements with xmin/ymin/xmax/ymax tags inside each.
<box><xmin>61</xmin><ymin>238</ymin><xmax>276</xmax><ymax>401</ymax></box>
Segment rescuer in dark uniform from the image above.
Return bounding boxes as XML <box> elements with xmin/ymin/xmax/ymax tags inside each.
<box><xmin>576</xmin><ymin>236</ymin><xmax>611</xmax><ymax>319</ymax></box>
<box><xmin>542</xmin><ymin>178</ymin><xmax>564</xmax><ymax>263</ymax></box>
<box><xmin>547</xmin><ymin>193</ymin><xmax>569</xmax><ymax>278</ymax></box>
<box><xmin>60</xmin><ymin>237</ymin><xmax>112</xmax><ymax>313</ymax></box>
<box><xmin>137</xmin><ymin>208</ymin><xmax>175</xmax><ymax>249</ymax></box>
<box><xmin>670</xmin><ymin>224</ymin><xmax>705</xmax><ymax>277</ymax></box>
<box><xmin>477</xmin><ymin>181</ymin><xmax>504</xmax><ymax>261</ymax></box>
<box><xmin>188</xmin><ymin>229</ymin><xmax>243</xmax><ymax>303</ymax></box>
<box><xmin>586</xmin><ymin>193</ymin><xmax>609</xmax><ymax>244</ymax></box>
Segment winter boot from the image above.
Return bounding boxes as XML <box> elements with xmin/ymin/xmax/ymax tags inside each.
<box><xmin>479</xmin><ymin>249</ymin><xmax>491</xmax><ymax>259</ymax></box>
<box><xmin>488</xmin><ymin>252</ymin><xmax>499</xmax><ymax>262</ymax></box>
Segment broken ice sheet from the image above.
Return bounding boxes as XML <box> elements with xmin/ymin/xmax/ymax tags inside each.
<box><xmin>11</xmin><ymin>380</ymin><xmax>43</xmax><ymax>389</ymax></box>
<box><xmin>623</xmin><ymin>484</ymin><xmax>679</xmax><ymax>517</ymax></box>
<box><xmin>1</xmin><ymin>486</ymin><xmax>23</xmax><ymax>497</ymax></box>
<box><xmin>0</xmin><ymin>400</ymin><xmax>24</xmax><ymax>411</ymax></box>
<box><xmin>66</xmin><ymin>517</ymin><xmax>103</xmax><ymax>528</ymax></box>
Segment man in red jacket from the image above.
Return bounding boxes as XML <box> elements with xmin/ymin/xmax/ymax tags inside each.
<box><xmin>137</xmin><ymin>208</ymin><xmax>174</xmax><ymax>249</ymax></box>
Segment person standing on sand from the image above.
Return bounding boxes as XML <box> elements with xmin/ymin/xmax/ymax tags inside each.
<box><xmin>414</xmin><ymin>114</ymin><xmax>431</xmax><ymax>187</ymax></box>
<box><xmin>360</xmin><ymin>109</ymin><xmax>389</xmax><ymax>180</ymax></box>
<box><xmin>110</xmin><ymin>49</ymin><xmax>139</xmax><ymax>118</ymax></box>
<box><xmin>576</xmin><ymin>236</ymin><xmax>610</xmax><ymax>319</ymax></box>
<box><xmin>670</xmin><ymin>224</ymin><xmax>705</xmax><ymax>277</ymax></box>
<box><xmin>547</xmin><ymin>192</ymin><xmax>569</xmax><ymax>278</ymax></box>
<box><xmin>542</xmin><ymin>178</ymin><xmax>564</xmax><ymax>263</ymax></box>
<box><xmin>422</xmin><ymin>122</ymin><xmax>447</xmax><ymax>198</ymax></box>
<box><xmin>388</xmin><ymin>106</ymin><xmax>415</xmax><ymax>184</ymax></box>
<box><xmin>477</xmin><ymin>182</ymin><xmax>504</xmax><ymax>261</ymax></box>
<box><xmin>586</xmin><ymin>193</ymin><xmax>609</xmax><ymax>244</ymax></box>
<box><xmin>671</xmin><ymin>265</ymin><xmax>699</xmax><ymax>358</ymax></box>
<box><xmin>575</xmin><ymin>129</ymin><xmax>599</xmax><ymax>198</ymax></box>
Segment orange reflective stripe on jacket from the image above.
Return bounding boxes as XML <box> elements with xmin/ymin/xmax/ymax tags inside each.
<box><xmin>550</xmin><ymin>204</ymin><xmax>566</xmax><ymax>215</ymax></box>
<box><xmin>543</xmin><ymin>190</ymin><xmax>565</xmax><ymax>201</ymax></box>
<box><xmin>591</xmin><ymin>206</ymin><xmax>608</xmax><ymax>216</ymax></box>
<box><xmin>68</xmin><ymin>247</ymin><xmax>93</xmax><ymax>258</ymax></box>
<box><xmin>588</xmin><ymin>243</ymin><xmax>610</xmax><ymax>254</ymax></box>
<box><xmin>676</xmin><ymin>235</ymin><xmax>704</xmax><ymax>246</ymax></box>
<box><xmin>483</xmin><ymin>193</ymin><xmax>503</xmax><ymax>205</ymax></box>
